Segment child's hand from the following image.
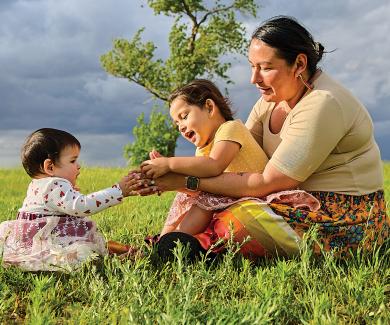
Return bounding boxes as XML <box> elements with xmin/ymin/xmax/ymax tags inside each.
<box><xmin>149</xmin><ymin>149</ymin><xmax>163</xmax><ymax>159</ymax></box>
<box><xmin>140</xmin><ymin>157</ymin><xmax>170</xmax><ymax>179</ymax></box>
<box><xmin>118</xmin><ymin>173</ymin><xmax>142</xmax><ymax>197</ymax></box>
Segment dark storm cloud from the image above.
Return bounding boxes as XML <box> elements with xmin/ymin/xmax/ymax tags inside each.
<box><xmin>0</xmin><ymin>0</ymin><xmax>171</xmax><ymax>135</ymax></box>
<box><xmin>0</xmin><ymin>0</ymin><xmax>389</xmax><ymax>167</ymax></box>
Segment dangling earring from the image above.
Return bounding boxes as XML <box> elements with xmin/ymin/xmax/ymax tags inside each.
<box><xmin>298</xmin><ymin>74</ymin><xmax>314</xmax><ymax>90</ymax></box>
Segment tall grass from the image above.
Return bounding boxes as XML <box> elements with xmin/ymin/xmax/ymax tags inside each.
<box><xmin>0</xmin><ymin>166</ymin><xmax>389</xmax><ymax>324</ymax></box>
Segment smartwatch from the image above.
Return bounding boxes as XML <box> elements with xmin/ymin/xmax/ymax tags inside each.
<box><xmin>185</xmin><ymin>176</ymin><xmax>200</xmax><ymax>191</ymax></box>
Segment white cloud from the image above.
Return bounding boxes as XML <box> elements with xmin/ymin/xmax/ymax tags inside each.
<box><xmin>0</xmin><ymin>130</ymin><xmax>30</xmax><ymax>167</ymax></box>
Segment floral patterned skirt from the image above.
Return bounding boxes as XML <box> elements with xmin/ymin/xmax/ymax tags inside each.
<box><xmin>269</xmin><ymin>191</ymin><xmax>389</xmax><ymax>255</ymax></box>
<box><xmin>189</xmin><ymin>190</ymin><xmax>389</xmax><ymax>258</ymax></box>
<box><xmin>0</xmin><ymin>212</ymin><xmax>108</xmax><ymax>271</ymax></box>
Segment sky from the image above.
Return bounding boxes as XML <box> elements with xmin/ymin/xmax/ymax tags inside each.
<box><xmin>1</xmin><ymin>0</ymin><xmax>389</xmax><ymax>168</ymax></box>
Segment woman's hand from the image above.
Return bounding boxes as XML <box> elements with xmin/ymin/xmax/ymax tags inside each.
<box><xmin>132</xmin><ymin>172</ymin><xmax>185</xmax><ymax>196</ymax></box>
<box><xmin>152</xmin><ymin>172</ymin><xmax>185</xmax><ymax>192</ymax></box>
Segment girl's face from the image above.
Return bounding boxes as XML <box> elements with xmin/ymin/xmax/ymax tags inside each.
<box><xmin>248</xmin><ymin>39</ymin><xmax>302</xmax><ymax>106</ymax></box>
<box><xmin>52</xmin><ymin>145</ymin><xmax>81</xmax><ymax>186</ymax></box>
<box><xmin>170</xmin><ymin>97</ymin><xmax>214</xmax><ymax>148</ymax></box>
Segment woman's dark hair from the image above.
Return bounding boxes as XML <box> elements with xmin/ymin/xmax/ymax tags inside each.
<box><xmin>21</xmin><ymin>128</ymin><xmax>81</xmax><ymax>177</ymax></box>
<box><xmin>168</xmin><ymin>79</ymin><xmax>234</xmax><ymax>121</ymax></box>
<box><xmin>251</xmin><ymin>15</ymin><xmax>325</xmax><ymax>77</ymax></box>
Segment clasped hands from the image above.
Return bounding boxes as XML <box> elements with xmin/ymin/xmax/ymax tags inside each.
<box><xmin>118</xmin><ymin>150</ymin><xmax>168</xmax><ymax>197</ymax></box>
<box><xmin>119</xmin><ymin>171</ymin><xmax>161</xmax><ymax>197</ymax></box>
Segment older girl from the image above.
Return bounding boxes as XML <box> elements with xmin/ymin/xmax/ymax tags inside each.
<box><xmin>141</xmin><ymin>79</ymin><xmax>270</xmax><ymax>236</ymax></box>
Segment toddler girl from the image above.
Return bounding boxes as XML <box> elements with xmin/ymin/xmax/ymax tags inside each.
<box><xmin>0</xmin><ymin>128</ymin><xmax>135</xmax><ymax>271</ymax></box>
<box><xmin>141</xmin><ymin>79</ymin><xmax>269</xmax><ymax>236</ymax></box>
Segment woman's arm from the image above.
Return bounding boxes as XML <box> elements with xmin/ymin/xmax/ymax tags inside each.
<box><xmin>202</xmin><ymin>162</ymin><xmax>300</xmax><ymax>197</ymax></box>
<box><xmin>149</xmin><ymin>161</ymin><xmax>300</xmax><ymax>198</ymax></box>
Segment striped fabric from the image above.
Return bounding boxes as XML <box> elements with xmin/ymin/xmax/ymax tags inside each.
<box><xmin>195</xmin><ymin>200</ymin><xmax>301</xmax><ymax>259</ymax></box>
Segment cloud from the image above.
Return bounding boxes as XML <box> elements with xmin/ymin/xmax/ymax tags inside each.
<box><xmin>0</xmin><ymin>0</ymin><xmax>389</xmax><ymax>166</ymax></box>
<box><xmin>83</xmin><ymin>75</ymin><xmax>150</xmax><ymax>106</ymax></box>
<box><xmin>75</xmin><ymin>132</ymin><xmax>131</xmax><ymax>167</ymax></box>
<box><xmin>374</xmin><ymin>120</ymin><xmax>390</xmax><ymax>138</ymax></box>
<box><xmin>0</xmin><ymin>130</ymin><xmax>131</xmax><ymax>168</ymax></box>
<box><xmin>0</xmin><ymin>130</ymin><xmax>29</xmax><ymax>168</ymax></box>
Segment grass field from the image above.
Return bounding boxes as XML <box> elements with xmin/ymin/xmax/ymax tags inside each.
<box><xmin>0</xmin><ymin>166</ymin><xmax>389</xmax><ymax>324</ymax></box>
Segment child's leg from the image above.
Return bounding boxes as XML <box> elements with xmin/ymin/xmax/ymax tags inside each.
<box><xmin>159</xmin><ymin>192</ymin><xmax>198</xmax><ymax>237</ymax></box>
<box><xmin>160</xmin><ymin>224</ymin><xmax>177</xmax><ymax>237</ymax></box>
<box><xmin>176</xmin><ymin>205</ymin><xmax>214</xmax><ymax>235</ymax></box>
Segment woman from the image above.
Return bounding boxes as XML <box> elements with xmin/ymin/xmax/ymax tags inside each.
<box><xmin>138</xmin><ymin>16</ymin><xmax>389</xmax><ymax>258</ymax></box>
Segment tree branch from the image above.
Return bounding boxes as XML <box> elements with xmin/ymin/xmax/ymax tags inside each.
<box><xmin>199</xmin><ymin>4</ymin><xmax>235</xmax><ymax>26</ymax></box>
<box><xmin>180</xmin><ymin>0</ymin><xmax>199</xmax><ymax>53</ymax></box>
<box><xmin>182</xmin><ymin>1</ymin><xmax>236</xmax><ymax>53</ymax></box>
<box><xmin>129</xmin><ymin>77</ymin><xmax>168</xmax><ymax>102</ymax></box>
<box><xmin>180</xmin><ymin>0</ymin><xmax>198</xmax><ymax>26</ymax></box>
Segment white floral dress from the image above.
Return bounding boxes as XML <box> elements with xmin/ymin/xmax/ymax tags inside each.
<box><xmin>0</xmin><ymin>177</ymin><xmax>123</xmax><ymax>271</ymax></box>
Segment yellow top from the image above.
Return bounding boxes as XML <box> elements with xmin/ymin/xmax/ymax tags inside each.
<box><xmin>196</xmin><ymin>120</ymin><xmax>268</xmax><ymax>173</ymax></box>
<box><xmin>246</xmin><ymin>71</ymin><xmax>383</xmax><ymax>195</ymax></box>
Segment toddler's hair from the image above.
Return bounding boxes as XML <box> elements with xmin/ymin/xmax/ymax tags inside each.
<box><xmin>21</xmin><ymin>128</ymin><xmax>81</xmax><ymax>177</ymax></box>
<box><xmin>168</xmin><ymin>79</ymin><xmax>234</xmax><ymax>121</ymax></box>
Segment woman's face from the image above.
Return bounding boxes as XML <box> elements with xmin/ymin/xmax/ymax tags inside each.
<box><xmin>248</xmin><ymin>39</ymin><xmax>301</xmax><ymax>106</ymax></box>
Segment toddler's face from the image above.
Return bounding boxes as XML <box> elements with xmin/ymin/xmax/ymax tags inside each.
<box><xmin>52</xmin><ymin>145</ymin><xmax>81</xmax><ymax>186</ymax></box>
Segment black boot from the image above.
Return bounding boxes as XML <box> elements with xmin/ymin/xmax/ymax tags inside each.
<box><xmin>157</xmin><ymin>232</ymin><xmax>205</xmax><ymax>262</ymax></box>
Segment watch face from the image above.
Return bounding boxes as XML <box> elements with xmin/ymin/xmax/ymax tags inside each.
<box><xmin>187</xmin><ymin>176</ymin><xmax>199</xmax><ymax>190</ymax></box>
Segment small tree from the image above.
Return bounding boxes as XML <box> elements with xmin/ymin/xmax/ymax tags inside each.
<box><xmin>101</xmin><ymin>0</ymin><xmax>259</xmax><ymax>163</ymax></box>
<box><xmin>124</xmin><ymin>107</ymin><xmax>178</xmax><ymax>165</ymax></box>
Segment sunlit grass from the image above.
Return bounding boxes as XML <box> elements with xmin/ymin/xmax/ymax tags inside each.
<box><xmin>0</xmin><ymin>167</ymin><xmax>389</xmax><ymax>324</ymax></box>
